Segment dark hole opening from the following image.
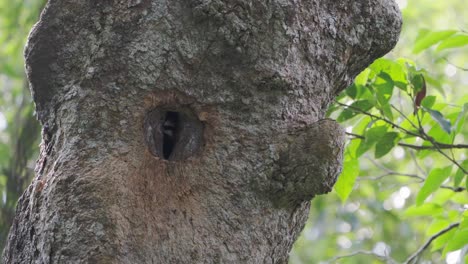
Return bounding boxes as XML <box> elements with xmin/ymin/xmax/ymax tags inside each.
<box><xmin>162</xmin><ymin>111</ymin><xmax>179</xmax><ymax>160</ymax></box>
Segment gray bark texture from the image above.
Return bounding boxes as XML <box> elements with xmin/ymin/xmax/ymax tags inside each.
<box><xmin>4</xmin><ymin>0</ymin><xmax>401</xmax><ymax>263</ymax></box>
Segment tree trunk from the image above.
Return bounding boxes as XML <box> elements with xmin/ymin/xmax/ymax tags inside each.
<box><xmin>3</xmin><ymin>1</ymin><xmax>401</xmax><ymax>263</ymax></box>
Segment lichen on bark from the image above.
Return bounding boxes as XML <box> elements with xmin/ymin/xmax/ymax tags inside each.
<box><xmin>4</xmin><ymin>0</ymin><xmax>401</xmax><ymax>263</ymax></box>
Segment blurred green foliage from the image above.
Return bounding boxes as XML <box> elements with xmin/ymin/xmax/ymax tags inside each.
<box><xmin>291</xmin><ymin>1</ymin><xmax>468</xmax><ymax>263</ymax></box>
<box><xmin>0</xmin><ymin>0</ymin><xmax>466</xmax><ymax>263</ymax></box>
<box><xmin>0</xmin><ymin>0</ymin><xmax>45</xmax><ymax>250</ymax></box>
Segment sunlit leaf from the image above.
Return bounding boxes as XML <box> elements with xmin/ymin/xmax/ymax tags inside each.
<box><xmin>466</xmin><ymin>173</ymin><xmax>468</xmax><ymax>191</ymax></box>
<box><xmin>369</xmin><ymin>58</ymin><xmax>407</xmax><ymax>85</ymax></box>
<box><xmin>354</xmin><ymin>68</ymin><xmax>370</xmax><ymax>86</ymax></box>
<box><xmin>443</xmin><ymin>228</ymin><xmax>468</xmax><ymax>253</ymax></box>
<box><xmin>427</xmin><ymin>220</ymin><xmax>451</xmax><ymax>236</ymax></box>
<box><xmin>454</xmin><ymin>165</ymin><xmax>466</xmax><ymax>187</ymax></box>
<box><xmin>436</xmin><ymin>34</ymin><xmax>468</xmax><ymax>51</ymax></box>
<box><xmin>416</xmin><ymin>167</ymin><xmax>452</xmax><ymax>206</ymax></box>
<box><xmin>421</xmin><ymin>96</ymin><xmax>436</xmax><ymax>109</ymax></box>
<box><xmin>425</xmin><ymin>123</ymin><xmax>452</xmax><ymax>145</ymax></box>
<box><xmin>404</xmin><ymin>203</ymin><xmax>444</xmax><ymax>217</ymax></box>
<box><xmin>334</xmin><ymin>159</ymin><xmax>359</xmax><ymax>202</ymax></box>
<box><xmin>461</xmin><ymin>216</ymin><xmax>468</xmax><ymax>229</ymax></box>
<box><xmin>346</xmin><ymin>138</ymin><xmax>361</xmax><ymax>159</ymax></box>
<box><xmin>432</xmin><ymin>229</ymin><xmax>456</xmax><ymax>252</ymax></box>
<box><xmin>451</xmin><ymin>192</ymin><xmax>468</xmax><ymax>205</ymax></box>
<box><xmin>453</xmin><ymin>169</ymin><xmax>466</xmax><ymax>188</ymax></box>
<box><xmin>413</xmin><ymin>30</ymin><xmax>457</xmax><ymax>54</ymax></box>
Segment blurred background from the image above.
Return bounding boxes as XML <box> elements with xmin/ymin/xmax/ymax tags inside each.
<box><xmin>0</xmin><ymin>0</ymin><xmax>466</xmax><ymax>263</ymax></box>
<box><xmin>0</xmin><ymin>0</ymin><xmax>45</xmax><ymax>251</ymax></box>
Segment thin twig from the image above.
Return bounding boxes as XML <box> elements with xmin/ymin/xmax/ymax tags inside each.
<box><xmin>417</xmin><ymin>127</ymin><xmax>468</xmax><ymax>175</ymax></box>
<box><xmin>345</xmin><ymin>132</ymin><xmax>468</xmax><ymax>150</ymax></box>
<box><xmin>410</xmin><ymin>151</ymin><xmax>426</xmax><ymax>176</ymax></box>
<box><xmin>346</xmin><ymin>132</ymin><xmax>365</xmax><ymax>139</ymax></box>
<box><xmin>338</xmin><ymin>101</ymin><xmax>468</xmax><ymax>151</ymax></box>
<box><xmin>391</xmin><ymin>104</ymin><xmax>419</xmax><ymax>131</ymax></box>
<box><xmin>400</xmin><ymin>142</ymin><xmax>468</xmax><ymax>150</ymax></box>
<box><xmin>363</xmin><ymin>158</ymin><xmax>464</xmax><ymax>192</ymax></box>
<box><xmin>358</xmin><ymin>172</ymin><xmax>424</xmax><ymax>182</ymax></box>
<box><xmin>440</xmin><ymin>186</ymin><xmax>466</xmax><ymax>192</ymax></box>
<box><xmin>327</xmin><ymin>250</ymin><xmax>397</xmax><ymax>264</ymax></box>
<box><xmin>443</xmin><ymin>58</ymin><xmax>468</xmax><ymax>71</ymax></box>
<box><xmin>404</xmin><ymin>222</ymin><xmax>460</xmax><ymax>264</ymax></box>
<box><xmin>359</xmin><ymin>175</ymin><xmax>464</xmax><ymax>192</ymax></box>
<box><xmin>336</xmin><ymin>101</ymin><xmax>421</xmax><ymax>138</ymax></box>
<box><xmin>338</xmin><ymin>101</ymin><xmax>468</xmax><ymax>174</ymax></box>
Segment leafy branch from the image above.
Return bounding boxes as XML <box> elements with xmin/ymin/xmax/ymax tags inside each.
<box><xmin>329</xmin><ymin>32</ymin><xmax>468</xmax><ymax>263</ymax></box>
<box><xmin>443</xmin><ymin>58</ymin><xmax>468</xmax><ymax>71</ymax></box>
<box><xmin>358</xmin><ymin>158</ymin><xmax>466</xmax><ymax>192</ymax></box>
<box><xmin>337</xmin><ymin>101</ymin><xmax>468</xmax><ymax>175</ymax></box>
<box><xmin>403</xmin><ymin>222</ymin><xmax>460</xmax><ymax>264</ymax></box>
<box><xmin>335</xmin><ymin>101</ymin><xmax>421</xmax><ymax>138</ymax></box>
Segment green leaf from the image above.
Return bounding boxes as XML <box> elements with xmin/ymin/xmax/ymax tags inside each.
<box><xmin>334</xmin><ymin>159</ymin><xmax>359</xmax><ymax>202</ymax></box>
<box><xmin>444</xmin><ymin>228</ymin><xmax>468</xmax><ymax>253</ymax></box>
<box><xmin>427</xmin><ymin>220</ymin><xmax>451</xmax><ymax>236</ymax></box>
<box><xmin>346</xmin><ymin>84</ymin><xmax>358</xmax><ymax>99</ymax></box>
<box><xmin>454</xmin><ymin>161</ymin><xmax>468</xmax><ymax>187</ymax></box>
<box><xmin>354</xmin><ymin>68</ymin><xmax>370</xmax><ymax>86</ymax></box>
<box><xmin>461</xmin><ymin>216</ymin><xmax>468</xmax><ymax>229</ymax></box>
<box><xmin>375</xmin><ymin>132</ymin><xmax>399</xmax><ymax>158</ymax></box>
<box><xmin>356</xmin><ymin>126</ymin><xmax>387</xmax><ymax>157</ymax></box>
<box><xmin>379</xmin><ymin>103</ymin><xmax>394</xmax><ymax>122</ymax></box>
<box><xmin>466</xmin><ymin>172</ymin><xmax>468</xmax><ymax>191</ymax></box>
<box><xmin>410</xmin><ymin>73</ymin><xmax>426</xmax><ymax>93</ymax></box>
<box><xmin>337</xmin><ymin>100</ymin><xmax>374</xmax><ymax>122</ymax></box>
<box><xmin>355</xmin><ymin>140</ymin><xmax>371</xmax><ymax>158</ymax></box>
<box><xmin>426</xmin><ymin>123</ymin><xmax>452</xmax><ymax>145</ymax></box>
<box><xmin>369</xmin><ymin>58</ymin><xmax>407</xmax><ymax>85</ymax></box>
<box><xmin>374</xmin><ymin>72</ymin><xmax>394</xmax><ymax>106</ymax></box>
<box><xmin>436</xmin><ymin>34</ymin><xmax>468</xmax><ymax>51</ymax></box>
<box><xmin>404</xmin><ymin>203</ymin><xmax>444</xmax><ymax>217</ymax></box>
<box><xmin>454</xmin><ymin>169</ymin><xmax>465</xmax><ymax>187</ymax></box>
<box><xmin>423</xmin><ymin>107</ymin><xmax>452</xmax><ymax>134</ymax></box>
<box><xmin>346</xmin><ymin>139</ymin><xmax>361</xmax><ymax>159</ymax></box>
<box><xmin>421</xmin><ymin>96</ymin><xmax>436</xmax><ymax>109</ymax></box>
<box><xmin>413</xmin><ymin>30</ymin><xmax>457</xmax><ymax>54</ymax></box>
<box><xmin>432</xmin><ymin>229</ymin><xmax>456</xmax><ymax>252</ymax></box>
<box><xmin>416</xmin><ymin>167</ymin><xmax>452</xmax><ymax>206</ymax></box>
<box><xmin>452</xmin><ymin>192</ymin><xmax>468</xmax><ymax>205</ymax></box>
<box><xmin>366</xmin><ymin>125</ymin><xmax>388</xmax><ymax>143</ymax></box>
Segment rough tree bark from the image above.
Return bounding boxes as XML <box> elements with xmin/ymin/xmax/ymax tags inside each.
<box><xmin>4</xmin><ymin>0</ymin><xmax>401</xmax><ymax>263</ymax></box>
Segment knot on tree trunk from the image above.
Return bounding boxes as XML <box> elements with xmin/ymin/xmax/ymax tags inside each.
<box><xmin>265</xmin><ymin>119</ymin><xmax>345</xmax><ymax>207</ymax></box>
